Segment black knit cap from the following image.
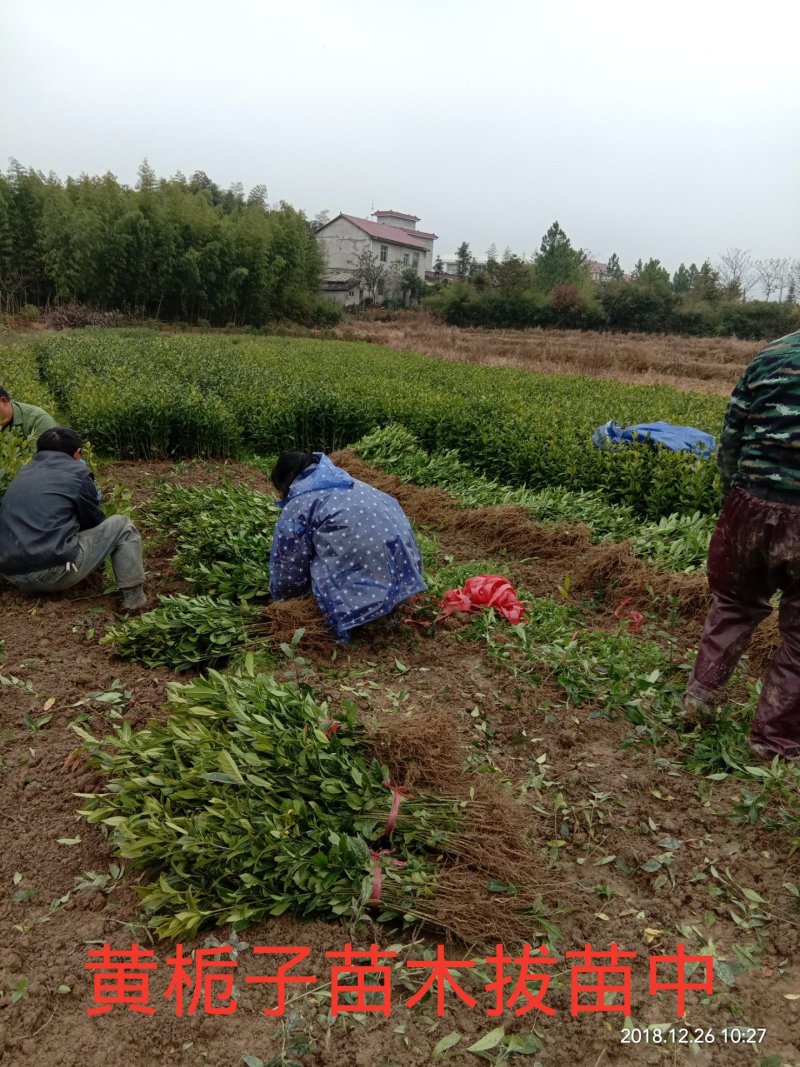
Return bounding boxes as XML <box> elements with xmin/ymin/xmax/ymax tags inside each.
<box><xmin>270</xmin><ymin>451</ymin><xmax>319</xmax><ymax>498</ymax></box>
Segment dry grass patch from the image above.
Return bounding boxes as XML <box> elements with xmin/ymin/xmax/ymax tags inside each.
<box><xmin>332</xmin><ymin>312</ymin><xmax>762</xmax><ymax>394</ymax></box>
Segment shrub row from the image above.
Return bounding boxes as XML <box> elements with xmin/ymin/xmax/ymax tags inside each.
<box><xmin>354</xmin><ymin>425</ymin><xmax>714</xmax><ymax>571</ymax></box>
<box><xmin>36</xmin><ymin>332</ymin><xmax>726</xmax><ymax>519</ymax></box>
<box><xmin>429</xmin><ymin>283</ymin><xmax>800</xmax><ymax>340</ymax></box>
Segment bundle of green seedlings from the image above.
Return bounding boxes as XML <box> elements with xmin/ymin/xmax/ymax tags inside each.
<box><xmin>76</xmin><ymin>669</ymin><xmax>491</xmax><ymax>938</ymax></box>
<box><xmin>101</xmin><ymin>595</ymin><xmax>268</xmax><ymax>671</ymax></box>
<box><xmin>147</xmin><ymin>483</ymin><xmax>278</xmax><ymax>598</ymax></box>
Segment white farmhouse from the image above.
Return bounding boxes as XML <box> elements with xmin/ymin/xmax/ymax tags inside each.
<box><xmin>315</xmin><ymin>210</ymin><xmax>437</xmax><ymax>304</ymax></box>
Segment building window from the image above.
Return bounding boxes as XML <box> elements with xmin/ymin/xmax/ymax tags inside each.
<box><xmin>380</xmin><ymin>244</ymin><xmax>388</xmax><ymax>263</ymax></box>
<box><xmin>403</xmin><ymin>253</ymin><xmax>409</xmax><ymax>266</ymax></box>
<box><xmin>412</xmin><ymin>252</ymin><xmax>419</xmax><ymax>269</ymax></box>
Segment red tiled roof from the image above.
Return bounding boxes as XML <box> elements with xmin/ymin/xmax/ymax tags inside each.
<box><xmin>373</xmin><ymin>209</ymin><xmax>419</xmax><ymax>222</ymax></box>
<box><xmin>404</xmin><ymin>227</ymin><xmax>438</xmax><ymax>240</ymax></box>
<box><xmin>333</xmin><ymin>214</ymin><xmax>429</xmax><ymax>251</ymax></box>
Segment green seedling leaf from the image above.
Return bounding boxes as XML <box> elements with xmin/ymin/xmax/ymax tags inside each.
<box><xmin>742</xmin><ymin>887</ymin><xmax>766</xmax><ymax>904</ymax></box>
<box><xmin>505</xmin><ymin>1032</ymin><xmax>541</xmax><ymax>1054</ymax></box>
<box><xmin>57</xmin><ymin>836</ymin><xmax>82</xmax><ymax>846</ymax></box>
<box><xmin>714</xmin><ymin>960</ymin><xmax>737</xmax><ymax>987</ymax></box>
<box><xmin>656</xmin><ymin>837</ymin><xmax>681</xmax><ymax>850</ymax></box>
<box><xmin>432</xmin><ymin>1032</ymin><xmax>462</xmax><ymax>1056</ymax></box>
<box><xmin>467</xmin><ymin>1026</ymin><xmax>506</xmax><ymax>1053</ymax></box>
<box><xmin>485</xmin><ymin>879</ymin><xmax>518</xmax><ymax>894</ymax></box>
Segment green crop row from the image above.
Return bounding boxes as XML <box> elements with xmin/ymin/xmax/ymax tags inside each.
<box><xmin>354</xmin><ymin>424</ymin><xmax>715</xmax><ymax>571</ymax></box>
<box><xmin>36</xmin><ymin>331</ymin><xmax>727</xmax><ymax>519</ymax></box>
<box><xmin>0</xmin><ymin>341</ymin><xmax>57</xmax><ymax>412</ymax></box>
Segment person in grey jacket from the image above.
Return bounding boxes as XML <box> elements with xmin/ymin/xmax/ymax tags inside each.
<box><xmin>0</xmin><ymin>427</ymin><xmax>147</xmax><ymax>610</ymax></box>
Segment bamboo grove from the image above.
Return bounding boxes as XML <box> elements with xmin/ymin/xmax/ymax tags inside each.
<box><xmin>0</xmin><ymin>162</ymin><xmax>336</xmax><ymax>326</ymax></box>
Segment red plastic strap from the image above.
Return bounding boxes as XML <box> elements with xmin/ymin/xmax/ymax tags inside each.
<box><xmin>367</xmin><ymin>850</ymin><xmax>406</xmax><ymax>906</ymax></box>
<box><xmin>612</xmin><ymin>598</ymin><xmax>644</xmax><ymax>633</ymax></box>
<box><xmin>435</xmin><ymin>575</ymin><xmax>525</xmax><ymax>625</ymax></box>
<box><xmin>382</xmin><ymin>780</ymin><xmax>412</xmax><ymax>836</ymax></box>
<box><xmin>614</xmin><ymin>597</ymin><xmax>633</xmax><ymax>619</ymax></box>
<box><xmin>325</xmin><ymin>720</ymin><xmax>342</xmax><ymax>738</ymax></box>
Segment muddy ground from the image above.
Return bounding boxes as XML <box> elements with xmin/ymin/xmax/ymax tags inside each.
<box><xmin>0</xmin><ymin>457</ymin><xmax>798</xmax><ymax>1067</ymax></box>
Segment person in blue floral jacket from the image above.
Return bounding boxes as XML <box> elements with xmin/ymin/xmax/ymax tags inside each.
<box><xmin>269</xmin><ymin>452</ymin><xmax>426</xmax><ymax>640</ymax></box>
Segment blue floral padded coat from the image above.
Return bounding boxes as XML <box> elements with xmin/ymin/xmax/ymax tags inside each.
<box><xmin>269</xmin><ymin>454</ymin><xmax>426</xmax><ymax>639</ymax></box>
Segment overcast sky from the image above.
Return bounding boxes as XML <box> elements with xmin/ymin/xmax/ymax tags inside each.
<box><xmin>2</xmin><ymin>0</ymin><xmax>798</xmax><ymax>270</ymax></box>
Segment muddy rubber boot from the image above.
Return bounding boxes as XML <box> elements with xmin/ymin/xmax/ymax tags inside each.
<box><xmin>120</xmin><ymin>584</ymin><xmax>148</xmax><ymax>612</ymax></box>
<box><xmin>680</xmin><ymin>692</ymin><xmax>716</xmax><ymax>728</ymax></box>
<box><xmin>749</xmin><ymin>739</ymin><xmax>798</xmax><ymax>764</ymax></box>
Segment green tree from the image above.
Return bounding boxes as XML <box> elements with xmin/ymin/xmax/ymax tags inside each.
<box><xmin>455</xmin><ymin>241</ymin><xmax>473</xmax><ymax>278</ymax></box>
<box><xmin>672</xmin><ymin>263</ymin><xmax>692</xmax><ymax>293</ymax></box>
<box><xmin>532</xmin><ymin>221</ymin><xmax>587</xmax><ymax>293</ymax></box>
<box><xmin>399</xmin><ymin>266</ymin><xmax>425</xmax><ymax>305</ymax></box>
<box><xmin>350</xmin><ymin>249</ymin><xmax>386</xmax><ymax>304</ymax></box>
<box><xmin>605</xmin><ymin>253</ymin><xmax>624</xmax><ymax>280</ymax></box>
<box><xmin>691</xmin><ymin>260</ymin><xmax>722</xmax><ymax>303</ymax></box>
<box><xmin>0</xmin><ymin>161</ymin><xmax>329</xmax><ymax>325</ymax></box>
<box><xmin>633</xmin><ymin>258</ymin><xmax>671</xmax><ymax>291</ymax></box>
<box><xmin>246</xmin><ymin>184</ymin><xmax>268</xmax><ymax>209</ymax></box>
<box><xmin>496</xmin><ymin>255</ymin><xmax>532</xmax><ymax>296</ymax></box>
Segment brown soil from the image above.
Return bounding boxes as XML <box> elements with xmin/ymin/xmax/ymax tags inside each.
<box><xmin>1</xmin><ymin>457</ymin><xmax>798</xmax><ymax>1067</ymax></box>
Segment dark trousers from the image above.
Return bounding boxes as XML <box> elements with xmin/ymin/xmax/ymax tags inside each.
<box><xmin>687</xmin><ymin>487</ymin><xmax>800</xmax><ymax>757</ymax></box>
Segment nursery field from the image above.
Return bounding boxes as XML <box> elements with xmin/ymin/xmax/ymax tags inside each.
<box><xmin>1</xmin><ymin>334</ymin><xmax>799</xmax><ymax>1067</ymax></box>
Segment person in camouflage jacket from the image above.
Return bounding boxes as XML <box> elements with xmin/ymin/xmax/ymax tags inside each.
<box><xmin>685</xmin><ymin>328</ymin><xmax>800</xmax><ymax>760</ymax></box>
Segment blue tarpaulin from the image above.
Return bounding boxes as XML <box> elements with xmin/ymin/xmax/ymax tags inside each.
<box><xmin>592</xmin><ymin>420</ymin><xmax>716</xmax><ymax>457</ymax></box>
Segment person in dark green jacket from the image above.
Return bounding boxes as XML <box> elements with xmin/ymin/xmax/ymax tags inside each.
<box><xmin>1</xmin><ymin>385</ymin><xmax>103</xmax><ymax>502</ymax></box>
<box><xmin>0</xmin><ymin>386</ymin><xmax>57</xmax><ymax>438</ymax></box>
<box><xmin>684</xmin><ymin>329</ymin><xmax>800</xmax><ymax>761</ymax></box>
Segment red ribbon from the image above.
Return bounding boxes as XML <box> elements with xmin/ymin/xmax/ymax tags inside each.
<box><xmin>613</xmin><ymin>597</ymin><xmax>633</xmax><ymax>619</ymax></box>
<box><xmin>367</xmin><ymin>850</ymin><xmax>407</xmax><ymax>906</ymax></box>
<box><xmin>382</xmin><ymin>780</ymin><xmax>412</xmax><ymax>837</ymax></box>
<box><xmin>613</xmin><ymin>598</ymin><xmax>644</xmax><ymax>633</ymax></box>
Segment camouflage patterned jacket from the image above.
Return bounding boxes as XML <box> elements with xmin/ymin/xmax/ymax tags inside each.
<box><xmin>719</xmin><ymin>329</ymin><xmax>800</xmax><ymax>500</ymax></box>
